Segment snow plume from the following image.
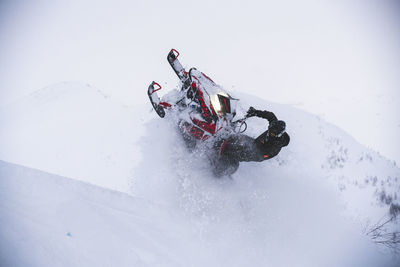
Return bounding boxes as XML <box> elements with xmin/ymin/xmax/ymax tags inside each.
<box><xmin>0</xmin><ymin>82</ymin><xmax>399</xmax><ymax>266</ymax></box>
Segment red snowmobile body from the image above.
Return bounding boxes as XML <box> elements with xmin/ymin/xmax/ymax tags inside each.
<box><xmin>148</xmin><ymin>49</ymin><xmax>240</xmax><ymax>142</ymax></box>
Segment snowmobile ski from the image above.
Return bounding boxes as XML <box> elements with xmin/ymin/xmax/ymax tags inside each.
<box><xmin>147</xmin><ymin>81</ymin><xmax>166</xmax><ymax>118</ymax></box>
<box><xmin>167</xmin><ymin>49</ymin><xmax>190</xmax><ymax>88</ymax></box>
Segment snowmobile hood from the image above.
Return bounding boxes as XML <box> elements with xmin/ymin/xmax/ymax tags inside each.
<box><xmin>189</xmin><ymin>68</ymin><xmax>237</xmax><ymax>117</ymax></box>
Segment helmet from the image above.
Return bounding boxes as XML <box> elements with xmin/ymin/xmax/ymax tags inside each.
<box><xmin>268</xmin><ymin>120</ymin><xmax>286</xmax><ymax>137</ymax></box>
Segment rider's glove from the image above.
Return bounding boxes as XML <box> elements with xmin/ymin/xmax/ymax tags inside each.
<box><xmin>246</xmin><ymin>106</ymin><xmax>257</xmax><ymax>117</ymax></box>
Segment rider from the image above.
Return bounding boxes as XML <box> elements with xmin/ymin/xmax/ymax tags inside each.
<box><xmin>212</xmin><ymin>107</ymin><xmax>290</xmax><ymax>176</ymax></box>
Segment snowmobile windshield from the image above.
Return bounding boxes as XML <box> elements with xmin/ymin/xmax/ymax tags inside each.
<box><xmin>210</xmin><ymin>93</ymin><xmax>232</xmax><ymax>116</ymax></box>
<box><xmin>189</xmin><ymin>68</ymin><xmax>237</xmax><ymax>118</ymax></box>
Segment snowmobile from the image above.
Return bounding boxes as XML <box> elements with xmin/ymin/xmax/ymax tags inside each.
<box><xmin>147</xmin><ymin>49</ymin><xmax>259</xmax><ymax>177</ymax></box>
<box><xmin>147</xmin><ymin>49</ymin><xmax>247</xmax><ymax>147</ymax></box>
<box><xmin>147</xmin><ymin>49</ymin><xmax>290</xmax><ymax>177</ymax></box>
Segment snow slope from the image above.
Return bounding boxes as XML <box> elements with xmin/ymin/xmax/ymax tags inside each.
<box><xmin>0</xmin><ymin>160</ymin><xmax>395</xmax><ymax>267</ymax></box>
<box><xmin>1</xmin><ymin>82</ymin><xmax>399</xmax><ymax>266</ymax></box>
<box><xmin>0</xmin><ymin>160</ymin><xmax>198</xmax><ymax>267</ymax></box>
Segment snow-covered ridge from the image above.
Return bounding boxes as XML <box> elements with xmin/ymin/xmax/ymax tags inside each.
<box><xmin>0</xmin><ymin>82</ymin><xmax>399</xmax><ymax>266</ymax></box>
<box><xmin>0</xmin><ymin>82</ymin><xmax>147</xmax><ymax>192</ymax></box>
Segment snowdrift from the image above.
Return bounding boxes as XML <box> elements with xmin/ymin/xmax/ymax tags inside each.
<box><xmin>1</xmin><ymin>82</ymin><xmax>399</xmax><ymax>266</ymax></box>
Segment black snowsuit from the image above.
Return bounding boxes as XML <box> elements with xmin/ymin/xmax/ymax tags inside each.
<box><xmin>212</xmin><ymin>110</ymin><xmax>290</xmax><ymax>176</ymax></box>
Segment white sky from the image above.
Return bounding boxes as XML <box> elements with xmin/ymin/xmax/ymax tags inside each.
<box><xmin>0</xmin><ymin>0</ymin><xmax>399</xmax><ymax>163</ymax></box>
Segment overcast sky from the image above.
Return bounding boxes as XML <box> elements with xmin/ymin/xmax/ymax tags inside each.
<box><xmin>1</xmin><ymin>0</ymin><xmax>399</xmax><ymax>163</ymax></box>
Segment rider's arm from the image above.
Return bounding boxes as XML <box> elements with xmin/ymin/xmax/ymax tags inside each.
<box><xmin>247</xmin><ymin>107</ymin><xmax>277</xmax><ymax>123</ymax></box>
<box><xmin>254</xmin><ymin>110</ymin><xmax>277</xmax><ymax>122</ymax></box>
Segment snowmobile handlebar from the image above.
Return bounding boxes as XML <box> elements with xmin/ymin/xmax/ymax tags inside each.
<box><xmin>232</xmin><ymin>117</ymin><xmax>248</xmax><ymax>133</ymax></box>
